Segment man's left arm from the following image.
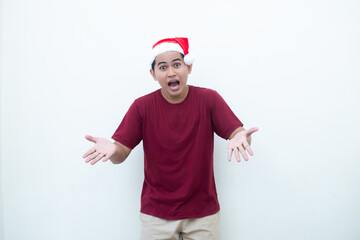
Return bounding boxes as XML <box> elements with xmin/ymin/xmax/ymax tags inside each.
<box><xmin>228</xmin><ymin>126</ymin><xmax>259</xmax><ymax>162</ymax></box>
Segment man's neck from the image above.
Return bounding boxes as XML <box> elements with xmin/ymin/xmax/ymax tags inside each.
<box><xmin>161</xmin><ymin>85</ymin><xmax>189</xmax><ymax>104</ymax></box>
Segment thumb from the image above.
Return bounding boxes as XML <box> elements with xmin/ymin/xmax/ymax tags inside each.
<box><xmin>85</xmin><ymin>135</ymin><xmax>97</xmax><ymax>143</ymax></box>
<box><xmin>246</xmin><ymin>127</ymin><xmax>259</xmax><ymax>136</ymax></box>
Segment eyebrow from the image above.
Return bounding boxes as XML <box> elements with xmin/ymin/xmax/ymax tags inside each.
<box><xmin>157</xmin><ymin>58</ymin><xmax>182</xmax><ymax>66</ymax></box>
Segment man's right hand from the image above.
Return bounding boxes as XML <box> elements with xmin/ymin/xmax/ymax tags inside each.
<box><xmin>83</xmin><ymin>135</ymin><xmax>116</xmax><ymax>165</ymax></box>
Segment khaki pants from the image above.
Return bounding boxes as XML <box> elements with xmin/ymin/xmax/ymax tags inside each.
<box><xmin>140</xmin><ymin>211</ymin><xmax>221</xmax><ymax>240</ymax></box>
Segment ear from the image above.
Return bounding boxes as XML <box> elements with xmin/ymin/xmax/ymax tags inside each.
<box><xmin>150</xmin><ymin>69</ymin><xmax>157</xmax><ymax>81</ymax></box>
<box><xmin>187</xmin><ymin>64</ymin><xmax>193</xmax><ymax>74</ymax></box>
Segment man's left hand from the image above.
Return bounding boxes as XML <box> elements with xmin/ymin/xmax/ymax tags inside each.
<box><xmin>227</xmin><ymin>127</ymin><xmax>259</xmax><ymax>162</ymax></box>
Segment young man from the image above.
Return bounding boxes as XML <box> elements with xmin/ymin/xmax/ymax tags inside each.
<box><xmin>83</xmin><ymin>37</ymin><xmax>258</xmax><ymax>240</ymax></box>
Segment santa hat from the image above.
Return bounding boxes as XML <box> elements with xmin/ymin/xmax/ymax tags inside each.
<box><xmin>150</xmin><ymin>37</ymin><xmax>195</xmax><ymax>67</ymax></box>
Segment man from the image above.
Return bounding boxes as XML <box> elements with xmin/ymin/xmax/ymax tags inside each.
<box><xmin>83</xmin><ymin>37</ymin><xmax>258</xmax><ymax>240</ymax></box>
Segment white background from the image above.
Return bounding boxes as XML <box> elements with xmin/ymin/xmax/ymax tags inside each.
<box><xmin>1</xmin><ymin>0</ymin><xmax>360</xmax><ymax>239</ymax></box>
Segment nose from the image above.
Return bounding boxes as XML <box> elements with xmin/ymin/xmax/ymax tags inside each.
<box><xmin>167</xmin><ymin>66</ymin><xmax>176</xmax><ymax>77</ymax></box>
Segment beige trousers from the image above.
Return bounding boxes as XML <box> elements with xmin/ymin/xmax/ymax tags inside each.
<box><xmin>140</xmin><ymin>211</ymin><xmax>221</xmax><ymax>240</ymax></box>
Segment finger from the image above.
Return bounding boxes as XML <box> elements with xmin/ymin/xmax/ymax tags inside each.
<box><xmin>238</xmin><ymin>146</ymin><xmax>249</xmax><ymax>161</ymax></box>
<box><xmin>85</xmin><ymin>152</ymin><xmax>99</xmax><ymax>163</ymax></box>
<box><xmin>83</xmin><ymin>148</ymin><xmax>96</xmax><ymax>159</ymax></box>
<box><xmin>90</xmin><ymin>158</ymin><xmax>100</xmax><ymax>165</ymax></box>
<box><xmin>234</xmin><ymin>148</ymin><xmax>241</xmax><ymax>162</ymax></box>
<box><xmin>243</xmin><ymin>142</ymin><xmax>254</xmax><ymax>156</ymax></box>
<box><xmin>85</xmin><ymin>135</ymin><xmax>96</xmax><ymax>143</ymax></box>
<box><xmin>228</xmin><ymin>148</ymin><xmax>233</xmax><ymax>162</ymax></box>
<box><xmin>102</xmin><ymin>154</ymin><xmax>110</xmax><ymax>162</ymax></box>
<box><xmin>90</xmin><ymin>153</ymin><xmax>105</xmax><ymax>165</ymax></box>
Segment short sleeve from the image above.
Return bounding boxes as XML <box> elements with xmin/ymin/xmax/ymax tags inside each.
<box><xmin>112</xmin><ymin>101</ymin><xmax>142</xmax><ymax>149</ymax></box>
<box><xmin>211</xmin><ymin>91</ymin><xmax>243</xmax><ymax>139</ymax></box>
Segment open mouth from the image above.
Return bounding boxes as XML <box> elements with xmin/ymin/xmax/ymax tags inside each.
<box><xmin>168</xmin><ymin>80</ymin><xmax>180</xmax><ymax>90</ymax></box>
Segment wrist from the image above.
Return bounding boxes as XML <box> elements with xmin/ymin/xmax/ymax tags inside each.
<box><xmin>229</xmin><ymin>126</ymin><xmax>245</xmax><ymax>140</ymax></box>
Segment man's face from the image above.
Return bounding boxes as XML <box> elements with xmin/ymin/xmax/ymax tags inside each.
<box><xmin>150</xmin><ymin>51</ymin><xmax>192</xmax><ymax>103</ymax></box>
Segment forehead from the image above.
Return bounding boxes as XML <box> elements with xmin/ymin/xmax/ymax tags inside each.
<box><xmin>155</xmin><ymin>51</ymin><xmax>183</xmax><ymax>64</ymax></box>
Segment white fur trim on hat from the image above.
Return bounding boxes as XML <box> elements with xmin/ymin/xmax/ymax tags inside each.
<box><xmin>184</xmin><ymin>52</ymin><xmax>195</xmax><ymax>65</ymax></box>
<box><xmin>151</xmin><ymin>43</ymin><xmax>184</xmax><ymax>64</ymax></box>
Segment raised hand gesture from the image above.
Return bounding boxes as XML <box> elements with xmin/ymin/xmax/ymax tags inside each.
<box><xmin>83</xmin><ymin>135</ymin><xmax>116</xmax><ymax>165</ymax></box>
<box><xmin>227</xmin><ymin>127</ymin><xmax>259</xmax><ymax>162</ymax></box>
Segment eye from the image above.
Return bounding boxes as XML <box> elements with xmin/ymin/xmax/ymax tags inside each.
<box><xmin>159</xmin><ymin>65</ymin><xmax>167</xmax><ymax>70</ymax></box>
<box><xmin>174</xmin><ymin>63</ymin><xmax>181</xmax><ymax>68</ymax></box>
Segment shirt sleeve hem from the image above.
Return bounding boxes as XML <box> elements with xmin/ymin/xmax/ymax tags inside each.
<box><xmin>111</xmin><ymin>137</ymin><xmax>137</xmax><ymax>150</ymax></box>
<box><xmin>225</xmin><ymin>123</ymin><xmax>244</xmax><ymax>140</ymax></box>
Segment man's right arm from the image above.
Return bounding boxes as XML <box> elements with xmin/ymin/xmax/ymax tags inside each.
<box><xmin>83</xmin><ymin>135</ymin><xmax>132</xmax><ymax>165</ymax></box>
<box><xmin>110</xmin><ymin>141</ymin><xmax>132</xmax><ymax>164</ymax></box>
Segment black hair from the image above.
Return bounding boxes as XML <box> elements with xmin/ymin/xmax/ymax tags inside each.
<box><xmin>151</xmin><ymin>53</ymin><xmax>185</xmax><ymax>71</ymax></box>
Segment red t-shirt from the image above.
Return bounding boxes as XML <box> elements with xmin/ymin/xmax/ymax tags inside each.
<box><xmin>112</xmin><ymin>85</ymin><xmax>243</xmax><ymax>220</ymax></box>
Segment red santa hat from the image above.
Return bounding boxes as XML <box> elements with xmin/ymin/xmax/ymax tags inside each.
<box><xmin>150</xmin><ymin>37</ymin><xmax>195</xmax><ymax>67</ymax></box>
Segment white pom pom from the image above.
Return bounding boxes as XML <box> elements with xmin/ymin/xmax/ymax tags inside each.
<box><xmin>184</xmin><ymin>53</ymin><xmax>195</xmax><ymax>65</ymax></box>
